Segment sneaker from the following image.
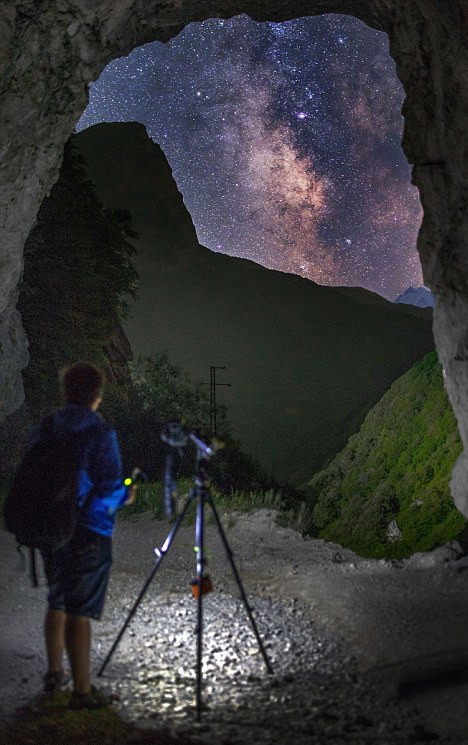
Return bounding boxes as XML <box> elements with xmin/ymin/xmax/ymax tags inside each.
<box><xmin>43</xmin><ymin>669</ymin><xmax>66</xmax><ymax>693</ymax></box>
<box><xmin>68</xmin><ymin>685</ymin><xmax>113</xmax><ymax>710</ymax></box>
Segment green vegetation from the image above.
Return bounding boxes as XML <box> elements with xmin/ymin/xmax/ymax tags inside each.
<box><xmin>104</xmin><ymin>352</ymin><xmax>277</xmax><ymax>494</ymax></box>
<box><xmin>121</xmin><ymin>477</ymin><xmax>310</xmax><ymax>538</ymax></box>
<box><xmin>123</xmin><ymin>478</ymin><xmax>287</xmax><ymax>520</ymax></box>
<box><xmin>0</xmin><ymin>690</ymin><xmax>177</xmax><ymax>745</ymax></box>
<box><xmin>309</xmin><ymin>351</ymin><xmax>465</xmax><ymax>557</ymax></box>
<box><xmin>18</xmin><ymin>139</ymin><xmax>138</xmax><ymax>421</ymax></box>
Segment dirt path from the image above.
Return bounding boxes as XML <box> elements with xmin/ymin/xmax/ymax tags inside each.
<box><xmin>1</xmin><ymin>509</ymin><xmax>468</xmax><ymax>743</ymax></box>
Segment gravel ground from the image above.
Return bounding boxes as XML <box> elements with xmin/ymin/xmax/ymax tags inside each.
<box><xmin>2</xmin><ymin>508</ymin><xmax>468</xmax><ymax>744</ymax></box>
<box><xmin>98</xmin><ymin>591</ymin><xmax>421</xmax><ymax>745</ymax></box>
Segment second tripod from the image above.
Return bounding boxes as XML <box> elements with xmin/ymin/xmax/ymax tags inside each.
<box><xmin>98</xmin><ymin>425</ymin><xmax>273</xmax><ymax>720</ymax></box>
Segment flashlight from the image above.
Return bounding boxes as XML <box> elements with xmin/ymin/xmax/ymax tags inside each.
<box><xmin>124</xmin><ymin>467</ymin><xmax>147</xmax><ymax>487</ymax></box>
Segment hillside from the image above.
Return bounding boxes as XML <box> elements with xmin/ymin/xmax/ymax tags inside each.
<box><xmin>75</xmin><ymin>122</ymin><xmax>435</xmax><ymax>484</ymax></box>
<box><xmin>310</xmin><ymin>351</ymin><xmax>465</xmax><ymax>557</ymax></box>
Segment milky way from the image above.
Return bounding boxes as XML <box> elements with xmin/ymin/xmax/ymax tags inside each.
<box><xmin>77</xmin><ymin>14</ymin><xmax>423</xmax><ymax>300</ymax></box>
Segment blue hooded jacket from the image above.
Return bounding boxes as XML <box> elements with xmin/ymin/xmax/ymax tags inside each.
<box><xmin>34</xmin><ymin>404</ymin><xmax>129</xmax><ymax>537</ymax></box>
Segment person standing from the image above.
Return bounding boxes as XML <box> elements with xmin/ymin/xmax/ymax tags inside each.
<box><xmin>38</xmin><ymin>361</ymin><xmax>137</xmax><ymax>709</ymax></box>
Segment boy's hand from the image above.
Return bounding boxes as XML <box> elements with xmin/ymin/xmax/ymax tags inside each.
<box><xmin>125</xmin><ymin>484</ymin><xmax>138</xmax><ymax>505</ymax></box>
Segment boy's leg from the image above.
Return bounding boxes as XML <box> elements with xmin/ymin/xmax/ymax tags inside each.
<box><xmin>64</xmin><ymin>529</ymin><xmax>112</xmax><ymax>694</ymax></box>
<box><xmin>65</xmin><ymin>615</ymin><xmax>92</xmax><ymax>694</ymax></box>
<box><xmin>44</xmin><ymin>608</ymin><xmax>65</xmax><ymax>673</ymax></box>
<box><xmin>42</xmin><ymin>547</ymin><xmax>68</xmax><ymax>689</ymax></box>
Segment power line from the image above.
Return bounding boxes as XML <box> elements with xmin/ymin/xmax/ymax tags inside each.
<box><xmin>209</xmin><ymin>366</ymin><xmax>231</xmax><ymax>435</ymax></box>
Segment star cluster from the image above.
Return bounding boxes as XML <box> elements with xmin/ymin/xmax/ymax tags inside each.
<box><xmin>78</xmin><ymin>14</ymin><xmax>423</xmax><ymax>299</ymax></box>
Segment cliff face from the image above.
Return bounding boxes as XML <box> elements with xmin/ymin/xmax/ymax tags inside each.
<box><xmin>1</xmin><ymin>2</ymin><xmax>468</xmax><ymax>509</ymax></box>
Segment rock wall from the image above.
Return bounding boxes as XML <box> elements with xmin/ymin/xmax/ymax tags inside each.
<box><xmin>1</xmin><ymin>1</ymin><xmax>468</xmax><ymax>512</ymax></box>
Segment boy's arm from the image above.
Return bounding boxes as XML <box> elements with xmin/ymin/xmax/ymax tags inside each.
<box><xmin>88</xmin><ymin>426</ymin><xmax>130</xmax><ymax>508</ymax></box>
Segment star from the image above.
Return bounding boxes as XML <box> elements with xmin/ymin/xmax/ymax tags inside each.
<box><xmin>77</xmin><ymin>14</ymin><xmax>423</xmax><ymax>300</ymax></box>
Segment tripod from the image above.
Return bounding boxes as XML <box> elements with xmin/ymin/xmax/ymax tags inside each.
<box><xmin>98</xmin><ymin>430</ymin><xmax>273</xmax><ymax>720</ymax></box>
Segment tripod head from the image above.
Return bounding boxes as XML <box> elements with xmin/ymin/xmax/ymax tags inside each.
<box><xmin>160</xmin><ymin>421</ymin><xmax>188</xmax><ymax>452</ymax></box>
<box><xmin>160</xmin><ymin>422</ymin><xmax>224</xmax><ymax>517</ymax></box>
<box><xmin>161</xmin><ymin>421</ymin><xmax>222</xmax><ymax>458</ymax></box>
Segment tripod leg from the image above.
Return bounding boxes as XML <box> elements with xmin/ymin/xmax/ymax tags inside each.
<box><xmin>195</xmin><ymin>489</ymin><xmax>205</xmax><ymax>721</ymax></box>
<box><xmin>98</xmin><ymin>495</ymin><xmax>194</xmax><ymax>677</ymax></box>
<box><xmin>208</xmin><ymin>497</ymin><xmax>274</xmax><ymax>675</ymax></box>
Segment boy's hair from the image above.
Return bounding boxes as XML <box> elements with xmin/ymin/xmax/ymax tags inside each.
<box><xmin>61</xmin><ymin>362</ymin><xmax>105</xmax><ymax>407</ymax></box>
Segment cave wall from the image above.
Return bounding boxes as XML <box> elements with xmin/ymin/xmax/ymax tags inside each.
<box><xmin>1</xmin><ymin>0</ymin><xmax>468</xmax><ymax>513</ymax></box>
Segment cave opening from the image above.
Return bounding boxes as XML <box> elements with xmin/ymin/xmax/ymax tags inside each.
<box><xmin>52</xmin><ymin>14</ymin><xmax>449</xmax><ymax>561</ymax></box>
<box><xmin>1</xmin><ymin>3</ymin><xmax>467</xmax><ymax>528</ymax></box>
<box><xmin>0</xmin><ymin>7</ymin><xmax>463</xmax><ymax>560</ymax></box>
<box><xmin>13</xmin><ymin>13</ymin><xmax>454</xmax><ymax>562</ymax></box>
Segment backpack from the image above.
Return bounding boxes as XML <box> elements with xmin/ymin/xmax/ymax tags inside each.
<box><xmin>3</xmin><ymin>415</ymin><xmax>96</xmax><ymax>554</ymax></box>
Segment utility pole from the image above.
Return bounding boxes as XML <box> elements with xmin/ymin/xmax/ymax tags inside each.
<box><xmin>209</xmin><ymin>366</ymin><xmax>231</xmax><ymax>435</ymax></box>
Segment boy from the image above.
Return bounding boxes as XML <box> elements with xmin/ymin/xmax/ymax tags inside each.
<box><xmin>38</xmin><ymin>362</ymin><xmax>136</xmax><ymax>709</ymax></box>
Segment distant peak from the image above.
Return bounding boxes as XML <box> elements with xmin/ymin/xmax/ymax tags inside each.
<box><xmin>394</xmin><ymin>286</ymin><xmax>434</xmax><ymax>308</ymax></box>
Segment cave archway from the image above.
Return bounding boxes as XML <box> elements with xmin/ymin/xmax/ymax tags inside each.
<box><xmin>1</xmin><ymin>1</ymin><xmax>468</xmax><ymax>512</ymax></box>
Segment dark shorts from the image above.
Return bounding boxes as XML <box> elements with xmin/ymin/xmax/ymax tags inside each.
<box><xmin>42</xmin><ymin>527</ymin><xmax>112</xmax><ymax>620</ymax></box>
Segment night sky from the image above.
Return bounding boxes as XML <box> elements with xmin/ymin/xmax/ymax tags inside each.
<box><xmin>77</xmin><ymin>14</ymin><xmax>423</xmax><ymax>300</ymax></box>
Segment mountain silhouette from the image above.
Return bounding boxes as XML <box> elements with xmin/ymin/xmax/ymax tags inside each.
<box><xmin>394</xmin><ymin>286</ymin><xmax>434</xmax><ymax>308</ymax></box>
<box><xmin>75</xmin><ymin>122</ymin><xmax>434</xmax><ymax>484</ymax></box>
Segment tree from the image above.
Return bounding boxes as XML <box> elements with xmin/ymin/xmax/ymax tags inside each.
<box><xmin>18</xmin><ymin>138</ymin><xmax>138</xmax><ymax>420</ymax></box>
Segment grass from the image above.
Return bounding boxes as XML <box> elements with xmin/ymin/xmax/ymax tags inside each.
<box><xmin>0</xmin><ymin>472</ymin><xmax>311</xmax><ymax>542</ymax></box>
<box><xmin>120</xmin><ymin>479</ymin><xmax>314</xmax><ymax>533</ymax></box>
<box><xmin>310</xmin><ymin>351</ymin><xmax>466</xmax><ymax>558</ymax></box>
<box><xmin>0</xmin><ymin>691</ymin><xmax>191</xmax><ymax>745</ymax></box>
